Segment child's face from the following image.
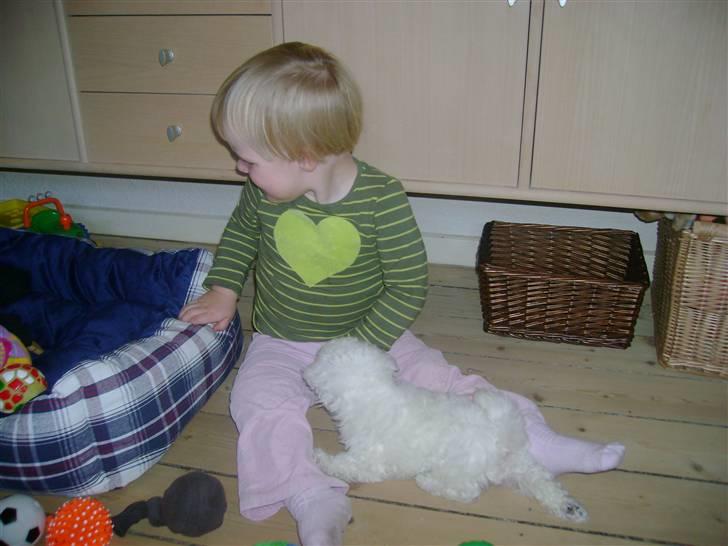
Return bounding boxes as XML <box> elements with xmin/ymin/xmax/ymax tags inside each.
<box><xmin>226</xmin><ymin>134</ymin><xmax>308</xmax><ymax>203</ymax></box>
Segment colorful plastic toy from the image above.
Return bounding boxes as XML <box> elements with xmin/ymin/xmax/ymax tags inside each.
<box><xmin>0</xmin><ymin>363</ymin><xmax>48</xmax><ymax>414</ymax></box>
<box><xmin>45</xmin><ymin>498</ymin><xmax>113</xmax><ymax>546</ymax></box>
<box><xmin>0</xmin><ymin>197</ymin><xmax>88</xmax><ymax>238</ymax></box>
<box><xmin>0</xmin><ymin>325</ymin><xmax>47</xmax><ymax>414</ymax></box>
<box><xmin>22</xmin><ymin>198</ymin><xmax>87</xmax><ymax>238</ymax></box>
<box><xmin>0</xmin><ymin>199</ymin><xmax>45</xmax><ymax>229</ymax></box>
<box><xmin>0</xmin><ymin>325</ymin><xmax>32</xmax><ymax>368</ymax></box>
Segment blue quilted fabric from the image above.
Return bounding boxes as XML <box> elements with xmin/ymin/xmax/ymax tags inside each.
<box><xmin>0</xmin><ymin>228</ymin><xmax>198</xmax><ymax>388</ymax></box>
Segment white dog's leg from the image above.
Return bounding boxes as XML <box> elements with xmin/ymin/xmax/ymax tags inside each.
<box><xmin>415</xmin><ymin>468</ymin><xmax>482</xmax><ymax>503</ymax></box>
<box><xmin>508</xmin><ymin>453</ymin><xmax>588</xmax><ymax>522</ymax></box>
<box><xmin>314</xmin><ymin>448</ymin><xmax>389</xmax><ymax>483</ymax></box>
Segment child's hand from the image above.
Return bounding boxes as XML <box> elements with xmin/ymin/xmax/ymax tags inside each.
<box><xmin>179</xmin><ymin>285</ymin><xmax>238</xmax><ymax>332</ymax></box>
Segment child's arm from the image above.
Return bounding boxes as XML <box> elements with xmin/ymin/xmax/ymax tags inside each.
<box><xmin>179</xmin><ymin>182</ymin><xmax>261</xmax><ymax>330</ymax></box>
<box><xmin>178</xmin><ymin>285</ymin><xmax>239</xmax><ymax>331</ymax></box>
<box><xmin>348</xmin><ymin>179</ymin><xmax>428</xmax><ymax>349</ymax></box>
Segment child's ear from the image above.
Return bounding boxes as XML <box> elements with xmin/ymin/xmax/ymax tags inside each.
<box><xmin>297</xmin><ymin>156</ymin><xmax>318</xmax><ymax>172</ymax></box>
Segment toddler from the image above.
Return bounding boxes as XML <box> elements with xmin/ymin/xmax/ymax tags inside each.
<box><xmin>179</xmin><ymin>42</ymin><xmax>625</xmax><ymax>546</ymax></box>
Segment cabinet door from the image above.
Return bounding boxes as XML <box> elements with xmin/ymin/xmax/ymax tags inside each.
<box><xmin>532</xmin><ymin>0</ymin><xmax>727</xmax><ymax>204</ymax></box>
<box><xmin>0</xmin><ymin>0</ymin><xmax>80</xmax><ymax>161</ymax></box>
<box><xmin>283</xmin><ymin>0</ymin><xmax>529</xmax><ymax>190</ymax></box>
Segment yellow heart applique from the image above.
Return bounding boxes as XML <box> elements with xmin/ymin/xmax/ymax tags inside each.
<box><xmin>274</xmin><ymin>210</ymin><xmax>361</xmax><ymax>287</ymax></box>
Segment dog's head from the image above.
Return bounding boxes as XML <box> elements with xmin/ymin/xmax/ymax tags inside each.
<box><xmin>303</xmin><ymin>337</ymin><xmax>398</xmax><ymax>407</ymax></box>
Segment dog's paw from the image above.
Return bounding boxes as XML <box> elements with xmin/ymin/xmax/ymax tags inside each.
<box><xmin>559</xmin><ymin>498</ymin><xmax>588</xmax><ymax>523</ymax></box>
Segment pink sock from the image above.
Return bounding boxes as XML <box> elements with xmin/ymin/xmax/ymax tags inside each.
<box><xmin>286</xmin><ymin>487</ymin><xmax>352</xmax><ymax>546</ymax></box>
<box><xmin>505</xmin><ymin>392</ymin><xmax>626</xmax><ymax>476</ymax></box>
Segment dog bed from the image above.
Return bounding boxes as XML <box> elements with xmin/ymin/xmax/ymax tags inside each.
<box><xmin>0</xmin><ymin>228</ymin><xmax>243</xmax><ymax>495</ymax></box>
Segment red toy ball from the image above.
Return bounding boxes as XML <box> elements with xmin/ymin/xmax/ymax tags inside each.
<box><xmin>45</xmin><ymin>498</ymin><xmax>113</xmax><ymax>546</ymax></box>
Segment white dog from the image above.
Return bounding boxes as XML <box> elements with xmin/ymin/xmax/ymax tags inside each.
<box><xmin>303</xmin><ymin>337</ymin><xmax>588</xmax><ymax>522</ymax></box>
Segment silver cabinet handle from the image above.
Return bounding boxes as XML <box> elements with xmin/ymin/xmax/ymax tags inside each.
<box><xmin>158</xmin><ymin>48</ymin><xmax>175</xmax><ymax>66</ymax></box>
<box><xmin>166</xmin><ymin>125</ymin><xmax>182</xmax><ymax>142</ymax></box>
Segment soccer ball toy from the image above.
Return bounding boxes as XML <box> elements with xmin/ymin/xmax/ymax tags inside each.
<box><xmin>0</xmin><ymin>494</ymin><xmax>45</xmax><ymax>546</ymax></box>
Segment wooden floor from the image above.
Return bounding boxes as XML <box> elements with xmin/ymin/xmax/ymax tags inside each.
<box><xmin>14</xmin><ymin>237</ymin><xmax>728</xmax><ymax>546</ymax></box>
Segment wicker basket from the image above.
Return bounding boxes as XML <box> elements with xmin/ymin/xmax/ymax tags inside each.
<box><xmin>652</xmin><ymin>218</ymin><xmax>728</xmax><ymax>377</ymax></box>
<box><xmin>477</xmin><ymin>221</ymin><xmax>650</xmax><ymax>349</ymax></box>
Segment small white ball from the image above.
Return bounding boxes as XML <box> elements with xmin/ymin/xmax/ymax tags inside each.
<box><xmin>0</xmin><ymin>494</ymin><xmax>46</xmax><ymax>546</ymax></box>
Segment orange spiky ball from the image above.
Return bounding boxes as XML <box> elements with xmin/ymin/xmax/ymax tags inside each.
<box><xmin>45</xmin><ymin>497</ymin><xmax>113</xmax><ymax>546</ymax></box>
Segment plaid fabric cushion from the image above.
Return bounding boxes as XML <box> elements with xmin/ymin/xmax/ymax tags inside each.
<box><xmin>0</xmin><ymin>249</ymin><xmax>243</xmax><ymax>495</ymax></box>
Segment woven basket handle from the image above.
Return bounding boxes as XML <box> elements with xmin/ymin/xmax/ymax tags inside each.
<box><xmin>692</xmin><ymin>221</ymin><xmax>728</xmax><ymax>241</ymax></box>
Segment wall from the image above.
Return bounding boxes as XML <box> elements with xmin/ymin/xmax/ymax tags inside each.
<box><xmin>0</xmin><ymin>170</ymin><xmax>658</xmax><ymax>271</ymax></box>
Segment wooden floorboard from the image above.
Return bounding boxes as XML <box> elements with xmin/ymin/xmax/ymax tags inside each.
<box><xmin>3</xmin><ymin>235</ymin><xmax>725</xmax><ymax>546</ymax></box>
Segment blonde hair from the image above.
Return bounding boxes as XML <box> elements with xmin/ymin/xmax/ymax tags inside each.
<box><xmin>212</xmin><ymin>42</ymin><xmax>363</xmax><ymax>162</ymax></box>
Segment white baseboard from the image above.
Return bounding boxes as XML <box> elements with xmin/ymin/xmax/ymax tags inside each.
<box><xmin>423</xmin><ymin>232</ymin><xmax>655</xmax><ymax>271</ymax></box>
<box><xmin>71</xmin><ymin>205</ymin><xmax>483</xmax><ymax>265</ymax></box>
<box><xmin>68</xmin><ymin>205</ymin><xmax>229</xmax><ymax>245</ymax></box>
<box><xmin>421</xmin><ymin>233</ymin><xmax>479</xmax><ymax>267</ymax></box>
<box><xmin>2</xmin><ymin>170</ymin><xmax>657</xmax><ymax>271</ymax></box>
<box><xmin>68</xmin><ymin>204</ymin><xmax>654</xmax><ymax>272</ymax></box>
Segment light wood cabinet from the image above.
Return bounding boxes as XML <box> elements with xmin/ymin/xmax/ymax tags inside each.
<box><xmin>281</xmin><ymin>0</ymin><xmax>727</xmax><ymax>214</ymax></box>
<box><xmin>66</xmin><ymin>0</ymin><xmax>273</xmax><ymax>176</ymax></box>
<box><xmin>283</xmin><ymin>0</ymin><xmax>529</xmax><ymax>190</ymax></box>
<box><xmin>69</xmin><ymin>15</ymin><xmax>271</xmax><ymax>94</ymax></box>
<box><xmin>0</xmin><ymin>0</ymin><xmax>80</xmax><ymax>161</ymax></box>
<box><xmin>532</xmin><ymin>0</ymin><xmax>727</xmax><ymax>204</ymax></box>
<box><xmin>1</xmin><ymin>0</ymin><xmax>725</xmax><ymax>215</ymax></box>
<box><xmin>0</xmin><ymin>0</ymin><xmax>273</xmax><ymax>180</ymax></box>
<box><xmin>81</xmin><ymin>94</ymin><xmax>232</xmax><ymax>169</ymax></box>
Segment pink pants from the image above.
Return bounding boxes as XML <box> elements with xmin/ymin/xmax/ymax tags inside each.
<box><xmin>230</xmin><ymin>331</ymin><xmax>539</xmax><ymax>520</ymax></box>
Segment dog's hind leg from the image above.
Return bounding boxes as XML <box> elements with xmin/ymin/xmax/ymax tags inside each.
<box><xmin>507</xmin><ymin>453</ymin><xmax>588</xmax><ymax>522</ymax></box>
<box><xmin>313</xmin><ymin>448</ymin><xmax>389</xmax><ymax>483</ymax></box>
<box><xmin>415</xmin><ymin>467</ymin><xmax>481</xmax><ymax>503</ymax></box>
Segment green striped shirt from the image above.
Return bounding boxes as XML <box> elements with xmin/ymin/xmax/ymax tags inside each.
<box><xmin>205</xmin><ymin>158</ymin><xmax>429</xmax><ymax>350</ymax></box>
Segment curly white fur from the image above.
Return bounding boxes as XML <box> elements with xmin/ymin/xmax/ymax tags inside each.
<box><xmin>303</xmin><ymin>337</ymin><xmax>588</xmax><ymax>522</ymax></box>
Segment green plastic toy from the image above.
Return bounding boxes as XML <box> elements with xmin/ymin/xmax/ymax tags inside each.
<box><xmin>22</xmin><ymin>197</ymin><xmax>88</xmax><ymax>238</ymax></box>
